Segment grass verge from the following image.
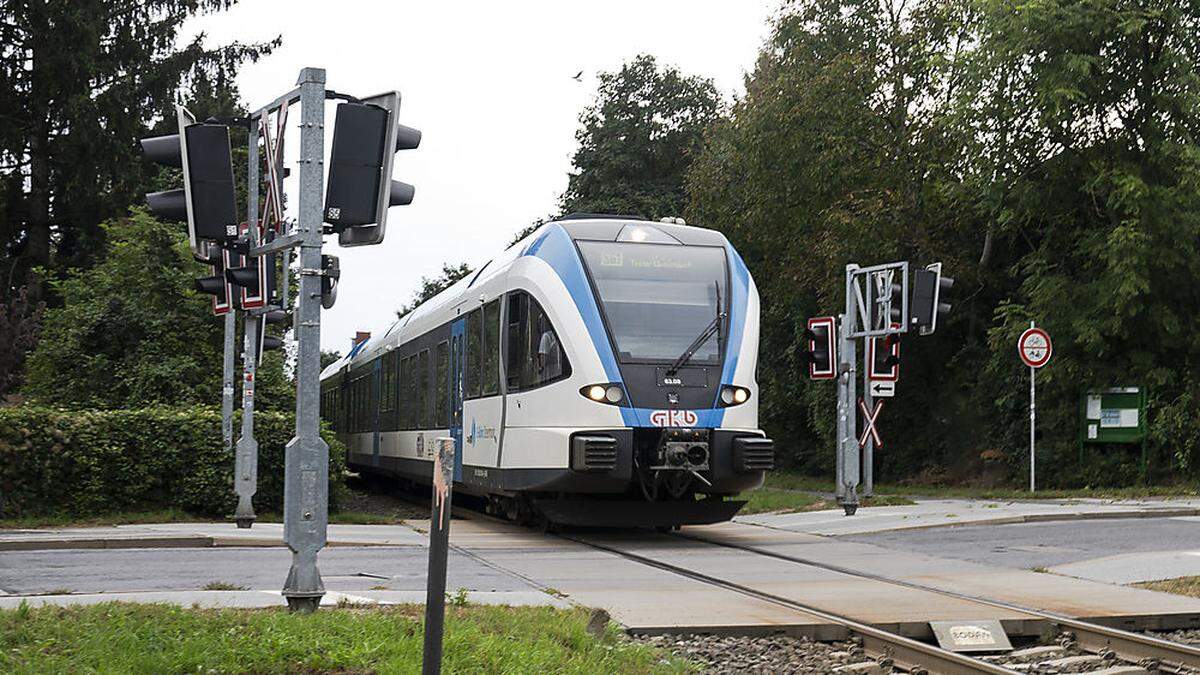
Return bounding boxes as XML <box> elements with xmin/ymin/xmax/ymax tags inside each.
<box><xmin>0</xmin><ymin>602</ymin><xmax>691</xmax><ymax>674</ymax></box>
<box><xmin>764</xmin><ymin>471</ymin><xmax>1200</xmax><ymax>502</ymax></box>
<box><xmin>1134</xmin><ymin>576</ymin><xmax>1200</xmax><ymax>598</ymax></box>
<box><xmin>0</xmin><ymin>509</ymin><xmax>207</xmax><ymax>530</ymax></box>
<box><xmin>739</xmin><ymin>487</ymin><xmax>913</xmax><ymax>515</ymax></box>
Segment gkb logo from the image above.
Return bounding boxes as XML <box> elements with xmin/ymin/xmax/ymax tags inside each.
<box><xmin>649</xmin><ymin>410</ymin><xmax>698</xmax><ymax>427</ymax></box>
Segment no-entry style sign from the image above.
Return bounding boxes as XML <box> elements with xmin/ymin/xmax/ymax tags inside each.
<box><xmin>1018</xmin><ymin>327</ymin><xmax>1052</xmax><ymax>369</ymax></box>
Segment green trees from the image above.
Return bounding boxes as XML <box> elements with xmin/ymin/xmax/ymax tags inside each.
<box><xmin>561</xmin><ymin>54</ymin><xmax>721</xmax><ymax>219</ymax></box>
<box><xmin>688</xmin><ymin>0</ymin><xmax>1200</xmax><ymax>485</ymax></box>
<box><xmin>22</xmin><ymin>210</ymin><xmax>292</xmax><ymax>411</ymax></box>
<box><xmin>0</xmin><ymin>0</ymin><xmax>275</xmax><ymax>287</ymax></box>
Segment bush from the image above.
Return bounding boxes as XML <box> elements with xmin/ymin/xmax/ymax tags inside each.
<box><xmin>0</xmin><ymin>406</ymin><xmax>345</xmax><ymax>518</ymax></box>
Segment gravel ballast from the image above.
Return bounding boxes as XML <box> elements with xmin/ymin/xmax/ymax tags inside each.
<box><xmin>635</xmin><ymin>633</ymin><xmax>871</xmax><ymax>674</ymax></box>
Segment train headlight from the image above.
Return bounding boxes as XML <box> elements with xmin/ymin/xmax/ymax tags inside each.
<box><xmin>720</xmin><ymin>386</ymin><xmax>751</xmax><ymax>406</ymax></box>
<box><xmin>581</xmin><ymin>383</ymin><xmax>626</xmax><ymax>405</ymax></box>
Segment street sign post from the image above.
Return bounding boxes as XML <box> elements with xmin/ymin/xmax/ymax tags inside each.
<box><xmin>1019</xmin><ymin>323</ymin><xmax>1052</xmax><ymax>492</ymax></box>
<box><xmin>423</xmin><ymin>437</ymin><xmax>456</xmax><ymax>675</ymax></box>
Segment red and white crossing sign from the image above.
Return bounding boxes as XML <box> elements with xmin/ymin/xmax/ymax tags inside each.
<box><xmin>1018</xmin><ymin>327</ymin><xmax>1052</xmax><ymax>368</ymax></box>
<box><xmin>858</xmin><ymin>397</ymin><xmax>884</xmax><ymax>448</ymax></box>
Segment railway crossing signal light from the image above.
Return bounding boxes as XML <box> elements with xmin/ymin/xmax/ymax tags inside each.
<box><xmin>324</xmin><ymin>91</ymin><xmax>421</xmax><ymax>247</ymax></box>
<box><xmin>868</xmin><ymin>329</ymin><xmax>901</xmax><ymax>380</ymax></box>
<box><xmin>911</xmin><ymin>262</ymin><xmax>954</xmax><ymax>335</ymax></box>
<box><xmin>224</xmin><ymin>224</ymin><xmax>277</xmax><ymax>310</ymax></box>
<box><xmin>321</xmin><ymin>254</ymin><xmax>340</xmax><ymax>309</ymax></box>
<box><xmin>803</xmin><ymin>316</ymin><xmax>838</xmax><ymax>380</ymax></box>
<box><xmin>889</xmin><ymin>281</ymin><xmax>905</xmax><ymax>325</ymax></box>
<box><xmin>193</xmin><ymin>242</ymin><xmax>232</xmax><ymax>315</ymax></box>
<box><xmin>254</xmin><ymin>309</ymin><xmax>289</xmax><ymax>364</ymax></box>
<box><xmin>140</xmin><ymin>105</ymin><xmax>238</xmax><ymax>256</ymax></box>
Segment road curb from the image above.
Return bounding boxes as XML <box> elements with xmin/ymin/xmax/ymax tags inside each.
<box><xmin>0</xmin><ymin>534</ymin><xmax>415</xmax><ymax>552</ymax></box>
<box><xmin>776</xmin><ymin>507</ymin><xmax>1200</xmax><ymax>536</ymax></box>
<box><xmin>0</xmin><ymin>536</ymin><xmax>215</xmax><ymax>551</ymax></box>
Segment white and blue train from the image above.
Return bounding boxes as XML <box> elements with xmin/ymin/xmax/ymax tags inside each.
<box><xmin>319</xmin><ymin>214</ymin><xmax>774</xmax><ymax>527</ymax></box>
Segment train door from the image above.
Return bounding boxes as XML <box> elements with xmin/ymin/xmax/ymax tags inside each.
<box><xmin>461</xmin><ymin>302</ymin><xmax>504</xmax><ymax>470</ymax></box>
<box><xmin>449</xmin><ymin>318</ymin><xmax>466</xmax><ymax>481</ymax></box>
<box><xmin>370</xmin><ymin>358</ymin><xmax>382</xmax><ymax>468</ymax></box>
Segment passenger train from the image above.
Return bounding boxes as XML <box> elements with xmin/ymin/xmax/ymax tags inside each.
<box><xmin>319</xmin><ymin>214</ymin><xmax>774</xmax><ymax>527</ymax></box>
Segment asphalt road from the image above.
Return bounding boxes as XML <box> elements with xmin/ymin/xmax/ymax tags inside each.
<box><xmin>846</xmin><ymin>516</ymin><xmax>1200</xmax><ymax>571</ymax></box>
<box><xmin>6</xmin><ymin>516</ymin><xmax>1200</xmax><ymax>596</ymax></box>
<box><xmin>0</xmin><ymin>546</ymin><xmax>536</xmax><ymax>595</ymax></box>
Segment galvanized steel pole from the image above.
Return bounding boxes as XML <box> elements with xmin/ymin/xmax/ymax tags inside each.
<box><xmin>234</xmin><ymin>314</ymin><xmax>259</xmax><ymax>528</ymax></box>
<box><xmin>234</xmin><ymin>122</ymin><xmax>261</xmax><ymax>529</ymax></box>
<box><xmin>423</xmin><ymin>437</ymin><xmax>456</xmax><ymax>675</ymax></box>
<box><xmin>222</xmin><ymin>311</ymin><xmax>236</xmax><ymax>455</ymax></box>
<box><xmin>839</xmin><ymin>265</ymin><xmax>860</xmax><ymax>515</ymax></box>
<box><xmin>1029</xmin><ymin>320</ymin><xmax>1036</xmax><ymax>493</ymax></box>
<box><xmin>282</xmin><ymin>67</ymin><xmax>329</xmax><ymax>613</ymax></box>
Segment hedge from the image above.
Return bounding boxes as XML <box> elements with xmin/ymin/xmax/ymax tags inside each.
<box><xmin>0</xmin><ymin>406</ymin><xmax>346</xmax><ymax>518</ymax></box>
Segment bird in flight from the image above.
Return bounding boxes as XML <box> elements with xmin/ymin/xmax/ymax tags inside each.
<box><xmin>572</xmin><ymin>70</ymin><xmax>583</xmax><ymax>82</ymax></box>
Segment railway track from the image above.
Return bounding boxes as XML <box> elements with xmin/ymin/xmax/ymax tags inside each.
<box><xmin>564</xmin><ymin>533</ymin><xmax>1016</xmax><ymax>674</ymax></box>
<box><xmin>674</xmin><ymin>528</ymin><xmax>1200</xmax><ymax>673</ymax></box>
<box><xmin>385</xmin><ymin>482</ymin><xmax>1200</xmax><ymax>673</ymax></box>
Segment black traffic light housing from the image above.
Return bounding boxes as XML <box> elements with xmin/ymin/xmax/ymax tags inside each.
<box><xmin>141</xmin><ymin>105</ymin><xmax>238</xmax><ymax>256</ymax></box>
<box><xmin>911</xmin><ymin>262</ymin><xmax>954</xmax><ymax>335</ymax></box>
<box><xmin>868</xmin><ymin>328</ymin><xmax>901</xmax><ymax>380</ymax></box>
<box><xmin>324</xmin><ymin>91</ymin><xmax>421</xmax><ymax>247</ymax></box>
<box><xmin>223</xmin><ymin>223</ymin><xmax>277</xmax><ymax>310</ymax></box>
<box><xmin>804</xmin><ymin>316</ymin><xmax>838</xmax><ymax>380</ymax></box>
<box><xmin>253</xmin><ymin>308</ymin><xmax>289</xmax><ymax>364</ymax></box>
<box><xmin>193</xmin><ymin>241</ymin><xmax>232</xmax><ymax>316</ymax></box>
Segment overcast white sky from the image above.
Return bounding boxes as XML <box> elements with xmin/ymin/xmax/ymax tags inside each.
<box><xmin>183</xmin><ymin>0</ymin><xmax>778</xmax><ymax>351</ymax></box>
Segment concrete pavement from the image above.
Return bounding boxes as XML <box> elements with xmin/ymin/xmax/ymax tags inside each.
<box><xmin>736</xmin><ymin>496</ymin><xmax>1200</xmax><ymax>535</ymax></box>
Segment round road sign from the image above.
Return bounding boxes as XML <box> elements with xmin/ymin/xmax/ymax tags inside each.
<box><xmin>1018</xmin><ymin>327</ymin><xmax>1052</xmax><ymax>368</ymax></box>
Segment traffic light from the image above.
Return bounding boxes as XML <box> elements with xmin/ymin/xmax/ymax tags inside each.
<box><xmin>324</xmin><ymin>91</ymin><xmax>421</xmax><ymax>247</ymax></box>
<box><xmin>141</xmin><ymin>105</ymin><xmax>238</xmax><ymax>256</ymax></box>
<box><xmin>321</xmin><ymin>255</ymin><xmax>340</xmax><ymax>309</ymax></box>
<box><xmin>867</xmin><ymin>325</ymin><xmax>901</xmax><ymax>380</ymax></box>
<box><xmin>193</xmin><ymin>241</ymin><xmax>232</xmax><ymax>315</ymax></box>
<box><xmin>888</xmin><ymin>278</ymin><xmax>905</xmax><ymax>325</ymax></box>
<box><xmin>803</xmin><ymin>316</ymin><xmax>838</xmax><ymax>380</ymax></box>
<box><xmin>911</xmin><ymin>262</ymin><xmax>954</xmax><ymax>335</ymax></box>
<box><xmin>253</xmin><ymin>309</ymin><xmax>289</xmax><ymax>364</ymax></box>
<box><xmin>224</xmin><ymin>222</ymin><xmax>276</xmax><ymax>310</ymax></box>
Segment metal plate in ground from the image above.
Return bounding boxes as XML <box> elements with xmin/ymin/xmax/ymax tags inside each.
<box><xmin>929</xmin><ymin>619</ymin><xmax>1012</xmax><ymax>652</ymax></box>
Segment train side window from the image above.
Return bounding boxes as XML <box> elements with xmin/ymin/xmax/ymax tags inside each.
<box><xmin>482</xmin><ymin>300</ymin><xmax>501</xmax><ymax>396</ymax></box>
<box><xmin>435</xmin><ymin>341</ymin><xmax>449</xmax><ymax>428</ymax></box>
<box><xmin>465</xmin><ymin>310</ymin><xmax>483</xmax><ymax>399</ymax></box>
<box><xmin>417</xmin><ymin>349</ymin><xmax>431</xmax><ymax>428</ymax></box>
<box><xmin>399</xmin><ymin>355</ymin><xmax>411</xmax><ymax>430</ymax></box>
<box><xmin>381</xmin><ymin>353</ymin><xmax>394</xmax><ymax>413</ymax></box>
<box><xmin>506</xmin><ymin>292</ymin><xmax>528</xmax><ymax>390</ymax></box>
<box><xmin>505</xmin><ymin>291</ymin><xmax>570</xmax><ymax>392</ymax></box>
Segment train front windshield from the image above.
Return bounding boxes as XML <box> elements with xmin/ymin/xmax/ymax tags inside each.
<box><xmin>578</xmin><ymin>241</ymin><xmax>729</xmax><ymax>364</ymax></box>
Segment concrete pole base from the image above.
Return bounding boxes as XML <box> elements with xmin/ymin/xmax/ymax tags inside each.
<box><xmin>285</xmin><ymin>596</ymin><xmax>321</xmax><ymax>614</ymax></box>
<box><xmin>235</xmin><ymin>517</ymin><xmax>255</xmax><ymax>530</ymax></box>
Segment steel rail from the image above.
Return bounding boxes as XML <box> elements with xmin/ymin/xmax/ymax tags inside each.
<box><xmin>563</xmin><ymin>534</ymin><xmax>1019</xmax><ymax>675</ymax></box>
<box><xmin>677</xmin><ymin>530</ymin><xmax>1200</xmax><ymax>672</ymax></box>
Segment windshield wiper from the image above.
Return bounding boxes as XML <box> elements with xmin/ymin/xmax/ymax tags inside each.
<box><xmin>666</xmin><ymin>281</ymin><xmax>724</xmax><ymax>376</ymax></box>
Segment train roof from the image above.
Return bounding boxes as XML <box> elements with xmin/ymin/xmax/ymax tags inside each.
<box><xmin>320</xmin><ymin>215</ymin><xmax>730</xmax><ymax>379</ymax></box>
